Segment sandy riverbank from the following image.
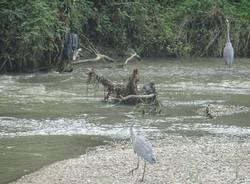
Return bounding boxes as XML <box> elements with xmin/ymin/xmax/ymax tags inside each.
<box><xmin>12</xmin><ymin>135</ymin><xmax>250</xmax><ymax>184</ymax></box>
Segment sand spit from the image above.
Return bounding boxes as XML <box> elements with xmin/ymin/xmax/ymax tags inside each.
<box><xmin>12</xmin><ymin>135</ymin><xmax>250</xmax><ymax>184</ymax></box>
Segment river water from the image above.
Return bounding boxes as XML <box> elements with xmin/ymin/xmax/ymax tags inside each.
<box><xmin>0</xmin><ymin>58</ymin><xmax>250</xmax><ymax>183</ymax></box>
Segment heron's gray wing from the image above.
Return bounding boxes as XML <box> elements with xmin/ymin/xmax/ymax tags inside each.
<box><xmin>223</xmin><ymin>42</ymin><xmax>234</xmax><ymax>65</ymax></box>
<box><xmin>133</xmin><ymin>135</ymin><xmax>156</xmax><ymax>164</ymax></box>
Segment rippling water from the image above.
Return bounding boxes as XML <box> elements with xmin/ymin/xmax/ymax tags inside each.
<box><xmin>0</xmin><ymin>58</ymin><xmax>250</xmax><ymax>183</ymax></box>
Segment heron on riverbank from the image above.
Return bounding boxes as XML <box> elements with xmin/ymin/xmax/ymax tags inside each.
<box><xmin>128</xmin><ymin>122</ymin><xmax>156</xmax><ymax>181</ymax></box>
<box><xmin>223</xmin><ymin>18</ymin><xmax>234</xmax><ymax>67</ymax></box>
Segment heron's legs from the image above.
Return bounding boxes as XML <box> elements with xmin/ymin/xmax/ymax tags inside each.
<box><xmin>141</xmin><ymin>161</ymin><xmax>147</xmax><ymax>182</ymax></box>
<box><xmin>128</xmin><ymin>156</ymin><xmax>140</xmax><ymax>175</ymax></box>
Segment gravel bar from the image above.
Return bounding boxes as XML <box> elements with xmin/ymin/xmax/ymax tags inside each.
<box><xmin>12</xmin><ymin>135</ymin><xmax>250</xmax><ymax>184</ymax></box>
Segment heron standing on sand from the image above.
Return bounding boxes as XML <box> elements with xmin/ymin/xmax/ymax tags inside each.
<box><xmin>128</xmin><ymin>122</ymin><xmax>156</xmax><ymax>181</ymax></box>
<box><xmin>223</xmin><ymin>18</ymin><xmax>234</xmax><ymax>67</ymax></box>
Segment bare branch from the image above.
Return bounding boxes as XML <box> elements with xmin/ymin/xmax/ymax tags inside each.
<box><xmin>120</xmin><ymin>94</ymin><xmax>155</xmax><ymax>101</ymax></box>
<box><xmin>81</xmin><ymin>34</ymin><xmax>99</xmax><ymax>54</ymax></box>
<box><xmin>109</xmin><ymin>94</ymin><xmax>156</xmax><ymax>104</ymax></box>
<box><xmin>124</xmin><ymin>52</ymin><xmax>141</xmax><ymax>65</ymax></box>
<box><xmin>99</xmin><ymin>54</ymin><xmax>115</xmax><ymax>62</ymax></box>
<box><xmin>73</xmin><ymin>34</ymin><xmax>115</xmax><ymax>65</ymax></box>
<box><xmin>72</xmin><ymin>53</ymin><xmax>115</xmax><ymax>65</ymax></box>
<box><xmin>0</xmin><ymin>59</ymin><xmax>8</xmax><ymax>72</ymax></box>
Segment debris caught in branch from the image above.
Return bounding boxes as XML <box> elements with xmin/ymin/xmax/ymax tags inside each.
<box><xmin>87</xmin><ymin>68</ymin><xmax>161</xmax><ymax>114</ymax></box>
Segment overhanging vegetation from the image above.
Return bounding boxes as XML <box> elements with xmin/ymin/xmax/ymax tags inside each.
<box><xmin>1</xmin><ymin>0</ymin><xmax>250</xmax><ymax>72</ymax></box>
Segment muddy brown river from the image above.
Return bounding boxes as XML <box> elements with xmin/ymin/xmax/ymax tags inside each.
<box><xmin>0</xmin><ymin>58</ymin><xmax>250</xmax><ymax>183</ymax></box>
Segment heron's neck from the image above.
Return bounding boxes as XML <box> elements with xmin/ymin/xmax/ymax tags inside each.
<box><xmin>130</xmin><ymin>123</ymin><xmax>135</xmax><ymax>142</ymax></box>
<box><xmin>227</xmin><ymin>22</ymin><xmax>230</xmax><ymax>42</ymax></box>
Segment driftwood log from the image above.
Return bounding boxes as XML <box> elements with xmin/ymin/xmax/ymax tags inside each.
<box><xmin>72</xmin><ymin>48</ymin><xmax>140</xmax><ymax>66</ymax></box>
<box><xmin>72</xmin><ymin>34</ymin><xmax>140</xmax><ymax>66</ymax></box>
<box><xmin>87</xmin><ymin>68</ymin><xmax>160</xmax><ymax>110</ymax></box>
<box><xmin>72</xmin><ymin>34</ymin><xmax>115</xmax><ymax>65</ymax></box>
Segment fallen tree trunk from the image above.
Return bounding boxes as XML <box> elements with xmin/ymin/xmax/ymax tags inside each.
<box><xmin>87</xmin><ymin>68</ymin><xmax>160</xmax><ymax>109</ymax></box>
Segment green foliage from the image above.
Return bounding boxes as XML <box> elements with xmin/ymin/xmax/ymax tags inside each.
<box><xmin>0</xmin><ymin>0</ymin><xmax>92</xmax><ymax>72</ymax></box>
<box><xmin>1</xmin><ymin>1</ymin><xmax>63</xmax><ymax>66</ymax></box>
<box><xmin>175</xmin><ymin>0</ymin><xmax>229</xmax><ymax>56</ymax></box>
<box><xmin>1</xmin><ymin>0</ymin><xmax>250</xmax><ymax>72</ymax></box>
<box><xmin>92</xmin><ymin>1</ymin><xmax>177</xmax><ymax>56</ymax></box>
<box><xmin>174</xmin><ymin>0</ymin><xmax>250</xmax><ymax>57</ymax></box>
<box><xmin>88</xmin><ymin>0</ymin><xmax>250</xmax><ymax>57</ymax></box>
<box><xmin>68</xmin><ymin>0</ymin><xmax>93</xmax><ymax>33</ymax></box>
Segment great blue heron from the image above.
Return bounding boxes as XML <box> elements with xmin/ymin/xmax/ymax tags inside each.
<box><xmin>142</xmin><ymin>82</ymin><xmax>156</xmax><ymax>95</ymax></box>
<box><xmin>223</xmin><ymin>18</ymin><xmax>234</xmax><ymax>67</ymax></box>
<box><xmin>128</xmin><ymin>122</ymin><xmax>156</xmax><ymax>181</ymax></box>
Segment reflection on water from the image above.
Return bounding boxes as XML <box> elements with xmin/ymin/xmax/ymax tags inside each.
<box><xmin>0</xmin><ymin>58</ymin><xmax>250</xmax><ymax>183</ymax></box>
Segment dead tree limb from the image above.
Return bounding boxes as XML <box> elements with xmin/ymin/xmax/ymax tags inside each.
<box><xmin>124</xmin><ymin>50</ymin><xmax>141</xmax><ymax>65</ymax></box>
<box><xmin>120</xmin><ymin>94</ymin><xmax>155</xmax><ymax>100</ymax></box>
<box><xmin>72</xmin><ymin>34</ymin><xmax>115</xmax><ymax>65</ymax></box>
<box><xmin>0</xmin><ymin>59</ymin><xmax>8</xmax><ymax>72</ymax></box>
<box><xmin>73</xmin><ymin>53</ymin><xmax>115</xmax><ymax>65</ymax></box>
<box><xmin>0</xmin><ymin>55</ymin><xmax>13</xmax><ymax>73</ymax></box>
<box><xmin>87</xmin><ymin>68</ymin><xmax>159</xmax><ymax>107</ymax></box>
<box><xmin>117</xmin><ymin>94</ymin><xmax>155</xmax><ymax>103</ymax></box>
